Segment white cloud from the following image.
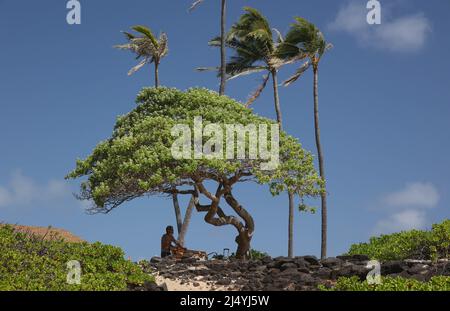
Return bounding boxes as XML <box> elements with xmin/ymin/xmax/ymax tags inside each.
<box><xmin>384</xmin><ymin>182</ymin><xmax>440</xmax><ymax>208</ymax></box>
<box><xmin>373</xmin><ymin>209</ymin><xmax>427</xmax><ymax>235</ymax></box>
<box><xmin>372</xmin><ymin>182</ymin><xmax>440</xmax><ymax>235</ymax></box>
<box><xmin>0</xmin><ymin>187</ymin><xmax>12</xmax><ymax>206</ymax></box>
<box><xmin>0</xmin><ymin>171</ymin><xmax>71</xmax><ymax>208</ymax></box>
<box><xmin>328</xmin><ymin>1</ymin><xmax>431</xmax><ymax>52</ymax></box>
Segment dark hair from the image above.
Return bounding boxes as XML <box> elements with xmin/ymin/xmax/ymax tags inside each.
<box><xmin>166</xmin><ymin>226</ymin><xmax>174</xmax><ymax>232</ymax></box>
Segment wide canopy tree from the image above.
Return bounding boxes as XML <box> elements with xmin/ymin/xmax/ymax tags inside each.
<box><xmin>66</xmin><ymin>87</ymin><xmax>323</xmax><ymax>258</ymax></box>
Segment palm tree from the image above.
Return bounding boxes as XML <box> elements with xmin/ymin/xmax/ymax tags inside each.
<box><xmin>189</xmin><ymin>0</ymin><xmax>227</xmax><ymax>95</ymax></box>
<box><xmin>212</xmin><ymin>7</ymin><xmax>303</xmax><ymax>258</ymax></box>
<box><xmin>114</xmin><ymin>25</ymin><xmax>168</xmax><ymax>87</ymax></box>
<box><xmin>115</xmin><ymin>25</ymin><xmax>195</xmax><ymax>244</ymax></box>
<box><xmin>279</xmin><ymin>17</ymin><xmax>332</xmax><ymax>259</ymax></box>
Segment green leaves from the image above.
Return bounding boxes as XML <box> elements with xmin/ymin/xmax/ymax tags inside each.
<box><xmin>280</xmin><ymin>16</ymin><xmax>332</xmax><ymax>62</ymax></box>
<box><xmin>67</xmin><ymin>87</ymin><xmax>323</xmax><ymax>213</ymax></box>
<box><xmin>321</xmin><ymin>275</ymin><xmax>450</xmax><ymax>291</ymax></box>
<box><xmin>115</xmin><ymin>25</ymin><xmax>168</xmax><ymax>76</ymax></box>
<box><xmin>0</xmin><ymin>225</ymin><xmax>153</xmax><ymax>291</ymax></box>
<box><xmin>347</xmin><ymin>220</ymin><xmax>450</xmax><ymax>261</ymax></box>
<box><xmin>132</xmin><ymin>25</ymin><xmax>158</xmax><ymax>45</ymax></box>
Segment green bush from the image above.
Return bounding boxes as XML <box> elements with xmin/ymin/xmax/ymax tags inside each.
<box><xmin>347</xmin><ymin>220</ymin><xmax>450</xmax><ymax>261</ymax></box>
<box><xmin>320</xmin><ymin>276</ymin><xmax>450</xmax><ymax>291</ymax></box>
<box><xmin>249</xmin><ymin>249</ymin><xmax>270</xmax><ymax>260</ymax></box>
<box><xmin>0</xmin><ymin>225</ymin><xmax>153</xmax><ymax>290</ymax></box>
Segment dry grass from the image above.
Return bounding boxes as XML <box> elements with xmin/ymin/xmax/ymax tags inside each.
<box><xmin>3</xmin><ymin>224</ymin><xmax>85</xmax><ymax>243</ymax></box>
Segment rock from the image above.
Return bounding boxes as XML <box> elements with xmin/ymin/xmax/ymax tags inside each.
<box><xmin>280</xmin><ymin>263</ymin><xmax>298</xmax><ymax>271</ymax></box>
<box><xmin>382</xmin><ymin>261</ymin><xmax>408</xmax><ymax>275</ymax></box>
<box><xmin>284</xmin><ymin>283</ymin><xmax>296</xmax><ymax>291</ymax></box>
<box><xmin>280</xmin><ymin>268</ymin><xmax>300</xmax><ymax>277</ymax></box>
<box><xmin>269</xmin><ymin>268</ymin><xmax>281</xmax><ymax>275</ymax></box>
<box><xmin>298</xmin><ymin>267</ymin><xmax>311</xmax><ymax>273</ymax></box>
<box><xmin>331</xmin><ymin>264</ymin><xmax>352</xmax><ymax>279</ymax></box>
<box><xmin>269</xmin><ymin>257</ymin><xmax>295</xmax><ymax>269</ymax></box>
<box><xmin>217</xmin><ymin>278</ymin><xmax>232</xmax><ymax>286</ymax></box>
<box><xmin>302</xmin><ymin>255</ymin><xmax>320</xmax><ymax>266</ymax></box>
<box><xmin>350</xmin><ymin>254</ymin><xmax>370</xmax><ymax>262</ymax></box>
<box><xmin>321</xmin><ymin>257</ymin><xmax>343</xmax><ymax>269</ymax></box>
<box><xmin>262</xmin><ymin>275</ymin><xmax>273</xmax><ymax>284</ymax></box>
<box><xmin>337</xmin><ymin>254</ymin><xmax>370</xmax><ymax>263</ymax></box>
<box><xmin>264</xmin><ymin>285</ymin><xmax>282</xmax><ymax>291</ymax></box>
<box><xmin>351</xmin><ymin>265</ymin><xmax>371</xmax><ymax>280</ymax></box>
<box><xmin>249</xmin><ymin>265</ymin><xmax>267</xmax><ymax>272</ymax></box>
<box><xmin>182</xmin><ymin>257</ymin><xmax>198</xmax><ymax>264</ymax></box>
<box><xmin>294</xmin><ymin>272</ymin><xmax>316</xmax><ymax>285</ymax></box>
<box><xmin>147</xmin><ymin>255</ymin><xmax>448</xmax><ymax>292</ymax></box>
<box><xmin>150</xmin><ymin>256</ymin><xmax>162</xmax><ymax>264</ymax></box>
<box><xmin>294</xmin><ymin>257</ymin><xmax>309</xmax><ymax>268</ymax></box>
<box><xmin>313</xmin><ymin>267</ymin><xmax>332</xmax><ymax>279</ymax></box>
<box><xmin>230</xmin><ymin>271</ymin><xmax>242</xmax><ymax>278</ymax></box>
<box><xmin>408</xmin><ymin>264</ymin><xmax>429</xmax><ymax>275</ymax></box>
<box><xmin>160</xmin><ymin>282</ymin><xmax>168</xmax><ymax>291</ymax></box>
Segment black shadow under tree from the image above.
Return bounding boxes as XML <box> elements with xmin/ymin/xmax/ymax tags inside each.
<box><xmin>66</xmin><ymin>88</ymin><xmax>323</xmax><ymax>258</ymax></box>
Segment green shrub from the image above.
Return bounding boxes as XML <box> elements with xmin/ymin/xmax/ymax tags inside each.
<box><xmin>249</xmin><ymin>249</ymin><xmax>270</xmax><ymax>260</ymax></box>
<box><xmin>0</xmin><ymin>225</ymin><xmax>153</xmax><ymax>291</ymax></box>
<box><xmin>347</xmin><ymin>219</ymin><xmax>450</xmax><ymax>261</ymax></box>
<box><xmin>320</xmin><ymin>276</ymin><xmax>450</xmax><ymax>291</ymax></box>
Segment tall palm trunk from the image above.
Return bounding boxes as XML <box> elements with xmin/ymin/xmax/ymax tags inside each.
<box><xmin>288</xmin><ymin>192</ymin><xmax>295</xmax><ymax>257</ymax></box>
<box><xmin>271</xmin><ymin>69</ymin><xmax>282</xmax><ymax>129</ymax></box>
<box><xmin>219</xmin><ymin>0</ymin><xmax>227</xmax><ymax>95</ymax></box>
<box><xmin>313</xmin><ymin>64</ymin><xmax>327</xmax><ymax>259</ymax></box>
<box><xmin>178</xmin><ymin>196</ymin><xmax>195</xmax><ymax>246</ymax></box>
<box><xmin>154</xmin><ymin>61</ymin><xmax>160</xmax><ymax>88</ymax></box>
<box><xmin>272</xmin><ymin>69</ymin><xmax>295</xmax><ymax>258</ymax></box>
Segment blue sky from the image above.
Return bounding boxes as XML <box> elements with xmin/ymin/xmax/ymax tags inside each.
<box><xmin>0</xmin><ymin>0</ymin><xmax>449</xmax><ymax>260</ymax></box>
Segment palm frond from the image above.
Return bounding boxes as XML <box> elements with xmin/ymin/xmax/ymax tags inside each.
<box><xmin>228</xmin><ymin>7</ymin><xmax>274</xmax><ymax>53</ymax></box>
<box><xmin>189</xmin><ymin>0</ymin><xmax>205</xmax><ymax>12</ymax></box>
<box><xmin>158</xmin><ymin>32</ymin><xmax>169</xmax><ymax>57</ymax></box>
<box><xmin>114</xmin><ymin>43</ymin><xmax>135</xmax><ymax>51</ymax></box>
<box><xmin>226</xmin><ymin>66</ymin><xmax>266</xmax><ymax>81</ymax></box>
<box><xmin>246</xmin><ymin>74</ymin><xmax>270</xmax><ymax>107</ymax></box>
<box><xmin>273</xmin><ymin>28</ymin><xmax>284</xmax><ymax>43</ymax></box>
<box><xmin>132</xmin><ymin>25</ymin><xmax>159</xmax><ymax>48</ymax></box>
<box><xmin>208</xmin><ymin>36</ymin><xmax>221</xmax><ymax>47</ymax></box>
<box><xmin>196</xmin><ymin>66</ymin><xmax>220</xmax><ymax>72</ymax></box>
<box><xmin>127</xmin><ymin>58</ymin><xmax>149</xmax><ymax>76</ymax></box>
<box><xmin>122</xmin><ymin>31</ymin><xmax>136</xmax><ymax>40</ymax></box>
<box><xmin>282</xmin><ymin>60</ymin><xmax>311</xmax><ymax>86</ymax></box>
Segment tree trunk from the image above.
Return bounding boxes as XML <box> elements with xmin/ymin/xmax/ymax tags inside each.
<box><xmin>313</xmin><ymin>64</ymin><xmax>327</xmax><ymax>259</ymax></box>
<box><xmin>235</xmin><ymin>230</ymin><xmax>252</xmax><ymax>259</ymax></box>
<box><xmin>271</xmin><ymin>69</ymin><xmax>283</xmax><ymax>129</ymax></box>
<box><xmin>219</xmin><ymin>0</ymin><xmax>226</xmax><ymax>96</ymax></box>
<box><xmin>272</xmin><ymin>69</ymin><xmax>295</xmax><ymax>258</ymax></box>
<box><xmin>288</xmin><ymin>192</ymin><xmax>294</xmax><ymax>258</ymax></box>
<box><xmin>194</xmin><ymin>182</ymin><xmax>255</xmax><ymax>260</ymax></box>
<box><xmin>178</xmin><ymin>195</ymin><xmax>195</xmax><ymax>246</ymax></box>
<box><xmin>154</xmin><ymin>61</ymin><xmax>160</xmax><ymax>88</ymax></box>
<box><xmin>172</xmin><ymin>192</ymin><xmax>182</xmax><ymax>236</ymax></box>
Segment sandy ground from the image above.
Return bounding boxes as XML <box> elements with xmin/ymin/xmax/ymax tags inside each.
<box><xmin>155</xmin><ymin>273</ymin><xmax>238</xmax><ymax>291</ymax></box>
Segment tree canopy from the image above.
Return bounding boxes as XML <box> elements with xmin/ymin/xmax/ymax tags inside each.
<box><xmin>67</xmin><ymin>87</ymin><xmax>323</xmax><ymax>257</ymax></box>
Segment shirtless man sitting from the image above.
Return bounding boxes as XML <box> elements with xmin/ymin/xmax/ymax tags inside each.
<box><xmin>161</xmin><ymin>226</ymin><xmax>183</xmax><ymax>258</ymax></box>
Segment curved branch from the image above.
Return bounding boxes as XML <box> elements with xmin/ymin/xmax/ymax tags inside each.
<box><xmin>224</xmin><ymin>191</ymin><xmax>255</xmax><ymax>236</ymax></box>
